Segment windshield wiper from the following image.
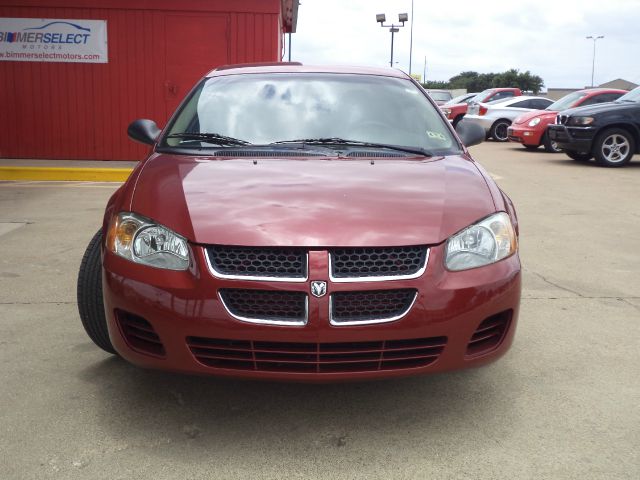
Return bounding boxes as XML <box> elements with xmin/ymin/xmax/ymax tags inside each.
<box><xmin>166</xmin><ymin>132</ymin><xmax>251</xmax><ymax>146</ymax></box>
<box><xmin>271</xmin><ymin>138</ymin><xmax>433</xmax><ymax>156</ymax></box>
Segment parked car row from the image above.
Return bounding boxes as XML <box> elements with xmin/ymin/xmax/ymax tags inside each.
<box><xmin>440</xmin><ymin>85</ymin><xmax>640</xmax><ymax>167</ymax></box>
<box><xmin>440</xmin><ymin>88</ymin><xmax>522</xmax><ymax>127</ymax></box>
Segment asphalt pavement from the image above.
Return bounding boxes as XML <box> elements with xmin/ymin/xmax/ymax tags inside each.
<box><xmin>0</xmin><ymin>143</ymin><xmax>638</xmax><ymax>479</ymax></box>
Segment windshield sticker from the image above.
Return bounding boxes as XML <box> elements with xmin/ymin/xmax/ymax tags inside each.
<box><xmin>426</xmin><ymin>131</ymin><xmax>447</xmax><ymax>141</ymax></box>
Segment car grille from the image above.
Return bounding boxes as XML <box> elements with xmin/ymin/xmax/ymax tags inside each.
<box><xmin>329</xmin><ymin>246</ymin><xmax>428</xmax><ymax>280</ymax></box>
<box><xmin>115</xmin><ymin>310</ymin><xmax>165</xmax><ymax>357</ymax></box>
<box><xmin>186</xmin><ymin>336</ymin><xmax>447</xmax><ymax>373</ymax></box>
<box><xmin>218</xmin><ymin>289</ymin><xmax>308</xmax><ymax>325</ymax></box>
<box><xmin>555</xmin><ymin>114</ymin><xmax>568</xmax><ymax>125</ymax></box>
<box><xmin>466</xmin><ymin>310</ymin><xmax>512</xmax><ymax>357</ymax></box>
<box><xmin>330</xmin><ymin>289</ymin><xmax>417</xmax><ymax>325</ymax></box>
<box><xmin>206</xmin><ymin>246</ymin><xmax>307</xmax><ymax>280</ymax></box>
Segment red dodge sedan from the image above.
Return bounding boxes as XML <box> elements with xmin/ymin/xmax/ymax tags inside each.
<box><xmin>77</xmin><ymin>64</ymin><xmax>521</xmax><ymax>381</ymax></box>
<box><xmin>508</xmin><ymin>88</ymin><xmax>627</xmax><ymax>152</ymax></box>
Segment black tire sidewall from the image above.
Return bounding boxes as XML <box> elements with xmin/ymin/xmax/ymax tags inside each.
<box><xmin>542</xmin><ymin>131</ymin><xmax>562</xmax><ymax>153</ymax></box>
<box><xmin>77</xmin><ymin>229</ymin><xmax>116</xmax><ymax>354</ymax></box>
<box><xmin>491</xmin><ymin>120</ymin><xmax>510</xmax><ymax>142</ymax></box>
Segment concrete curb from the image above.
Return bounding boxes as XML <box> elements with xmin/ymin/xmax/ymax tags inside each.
<box><xmin>0</xmin><ymin>166</ymin><xmax>132</xmax><ymax>182</ymax></box>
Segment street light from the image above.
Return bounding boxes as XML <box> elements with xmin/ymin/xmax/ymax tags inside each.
<box><xmin>377</xmin><ymin>12</ymin><xmax>408</xmax><ymax>68</ymax></box>
<box><xmin>586</xmin><ymin>35</ymin><xmax>604</xmax><ymax>87</ymax></box>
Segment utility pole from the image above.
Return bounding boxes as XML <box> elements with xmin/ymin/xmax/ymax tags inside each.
<box><xmin>423</xmin><ymin>56</ymin><xmax>426</xmax><ymax>84</ymax></box>
<box><xmin>586</xmin><ymin>35</ymin><xmax>604</xmax><ymax>87</ymax></box>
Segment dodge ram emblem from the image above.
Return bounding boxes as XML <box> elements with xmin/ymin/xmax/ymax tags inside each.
<box><xmin>310</xmin><ymin>281</ymin><xmax>327</xmax><ymax>298</ymax></box>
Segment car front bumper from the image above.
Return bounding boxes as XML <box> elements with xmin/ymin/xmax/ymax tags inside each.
<box><xmin>547</xmin><ymin>125</ymin><xmax>597</xmax><ymax>152</ymax></box>
<box><xmin>507</xmin><ymin>125</ymin><xmax>543</xmax><ymax>146</ymax></box>
<box><xmin>103</xmin><ymin>243</ymin><xmax>521</xmax><ymax>382</ymax></box>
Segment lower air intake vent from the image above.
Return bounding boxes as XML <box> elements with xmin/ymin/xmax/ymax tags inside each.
<box><xmin>466</xmin><ymin>310</ymin><xmax>512</xmax><ymax>358</ymax></box>
<box><xmin>115</xmin><ymin>310</ymin><xmax>165</xmax><ymax>357</ymax></box>
<box><xmin>186</xmin><ymin>336</ymin><xmax>447</xmax><ymax>373</ymax></box>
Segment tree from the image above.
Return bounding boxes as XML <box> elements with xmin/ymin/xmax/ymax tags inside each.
<box><xmin>423</xmin><ymin>69</ymin><xmax>545</xmax><ymax>94</ymax></box>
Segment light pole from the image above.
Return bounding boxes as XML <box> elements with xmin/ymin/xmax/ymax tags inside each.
<box><xmin>586</xmin><ymin>35</ymin><xmax>604</xmax><ymax>87</ymax></box>
<box><xmin>376</xmin><ymin>13</ymin><xmax>408</xmax><ymax>68</ymax></box>
<box><xmin>409</xmin><ymin>0</ymin><xmax>414</xmax><ymax>75</ymax></box>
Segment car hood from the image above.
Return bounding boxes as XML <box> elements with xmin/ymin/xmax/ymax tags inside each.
<box><xmin>560</xmin><ymin>101</ymin><xmax>631</xmax><ymax>117</ymax></box>
<box><xmin>130</xmin><ymin>153</ymin><xmax>497</xmax><ymax>247</ymax></box>
<box><xmin>513</xmin><ymin>110</ymin><xmax>556</xmax><ymax>125</ymax></box>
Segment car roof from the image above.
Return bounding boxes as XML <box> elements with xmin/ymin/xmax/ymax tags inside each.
<box><xmin>487</xmin><ymin>95</ymin><xmax>549</xmax><ymax>106</ymax></box>
<box><xmin>206</xmin><ymin>63</ymin><xmax>410</xmax><ymax>79</ymax></box>
<box><xmin>578</xmin><ymin>88</ymin><xmax>628</xmax><ymax>95</ymax></box>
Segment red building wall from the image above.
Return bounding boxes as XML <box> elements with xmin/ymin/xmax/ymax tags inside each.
<box><xmin>0</xmin><ymin>0</ymin><xmax>284</xmax><ymax>160</ymax></box>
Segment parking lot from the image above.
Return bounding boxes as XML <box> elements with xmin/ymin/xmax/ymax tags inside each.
<box><xmin>1</xmin><ymin>142</ymin><xmax>639</xmax><ymax>479</ymax></box>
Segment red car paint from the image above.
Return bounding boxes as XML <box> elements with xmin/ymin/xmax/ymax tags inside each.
<box><xmin>443</xmin><ymin>88</ymin><xmax>522</xmax><ymax>124</ymax></box>
<box><xmin>508</xmin><ymin>88</ymin><xmax>628</xmax><ymax>148</ymax></box>
<box><xmin>101</xmin><ymin>64</ymin><xmax>521</xmax><ymax>381</ymax></box>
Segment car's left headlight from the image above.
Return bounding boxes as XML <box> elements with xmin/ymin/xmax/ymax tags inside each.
<box><xmin>106</xmin><ymin>212</ymin><xmax>190</xmax><ymax>270</ymax></box>
<box><xmin>445</xmin><ymin>212</ymin><xmax>517</xmax><ymax>271</ymax></box>
<box><xmin>528</xmin><ymin>118</ymin><xmax>541</xmax><ymax>127</ymax></box>
<box><xmin>568</xmin><ymin>116</ymin><xmax>595</xmax><ymax>126</ymax></box>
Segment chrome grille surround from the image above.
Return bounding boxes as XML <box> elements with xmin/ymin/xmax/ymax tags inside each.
<box><xmin>329</xmin><ymin>247</ymin><xmax>429</xmax><ymax>282</ymax></box>
<box><xmin>205</xmin><ymin>246</ymin><xmax>308</xmax><ymax>282</ymax></box>
<box><xmin>218</xmin><ymin>289</ymin><xmax>309</xmax><ymax>326</ymax></box>
<box><xmin>329</xmin><ymin>289</ymin><xmax>418</xmax><ymax>326</ymax></box>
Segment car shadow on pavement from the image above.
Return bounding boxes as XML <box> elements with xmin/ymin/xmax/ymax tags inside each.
<box><xmin>78</xmin><ymin>355</ymin><xmax>518</xmax><ymax>458</ymax></box>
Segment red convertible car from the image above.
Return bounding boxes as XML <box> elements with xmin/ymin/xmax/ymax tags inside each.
<box><xmin>508</xmin><ymin>88</ymin><xmax>627</xmax><ymax>152</ymax></box>
<box><xmin>77</xmin><ymin>64</ymin><xmax>521</xmax><ymax>381</ymax></box>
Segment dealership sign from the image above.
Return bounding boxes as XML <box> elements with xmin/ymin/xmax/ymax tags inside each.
<box><xmin>0</xmin><ymin>18</ymin><xmax>107</xmax><ymax>63</ymax></box>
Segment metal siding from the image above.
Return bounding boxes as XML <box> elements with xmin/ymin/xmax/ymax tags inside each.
<box><xmin>0</xmin><ymin>1</ymin><xmax>282</xmax><ymax>160</ymax></box>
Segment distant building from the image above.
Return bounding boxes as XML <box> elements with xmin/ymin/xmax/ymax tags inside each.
<box><xmin>598</xmin><ymin>78</ymin><xmax>639</xmax><ymax>91</ymax></box>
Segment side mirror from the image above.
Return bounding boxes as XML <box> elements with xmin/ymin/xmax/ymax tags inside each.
<box><xmin>127</xmin><ymin>119</ymin><xmax>161</xmax><ymax>145</ymax></box>
<box><xmin>455</xmin><ymin>120</ymin><xmax>485</xmax><ymax>148</ymax></box>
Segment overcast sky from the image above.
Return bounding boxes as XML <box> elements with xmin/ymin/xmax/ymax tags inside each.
<box><xmin>290</xmin><ymin>0</ymin><xmax>640</xmax><ymax>90</ymax></box>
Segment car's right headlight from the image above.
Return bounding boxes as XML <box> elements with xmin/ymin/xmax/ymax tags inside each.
<box><xmin>528</xmin><ymin>118</ymin><xmax>541</xmax><ymax>127</ymax></box>
<box><xmin>442</xmin><ymin>108</ymin><xmax>451</xmax><ymax>116</ymax></box>
<box><xmin>445</xmin><ymin>212</ymin><xmax>517</xmax><ymax>271</ymax></box>
<box><xmin>106</xmin><ymin>212</ymin><xmax>190</xmax><ymax>270</ymax></box>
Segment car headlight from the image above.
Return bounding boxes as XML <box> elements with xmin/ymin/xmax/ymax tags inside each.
<box><xmin>442</xmin><ymin>108</ymin><xmax>451</xmax><ymax>116</ymax></box>
<box><xmin>528</xmin><ymin>118</ymin><xmax>541</xmax><ymax>127</ymax></box>
<box><xmin>106</xmin><ymin>212</ymin><xmax>190</xmax><ymax>270</ymax></box>
<box><xmin>445</xmin><ymin>212</ymin><xmax>517</xmax><ymax>271</ymax></box>
<box><xmin>568</xmin><ymin>116</ymin><xmax>595</xmax><ymax>126</ymax></box>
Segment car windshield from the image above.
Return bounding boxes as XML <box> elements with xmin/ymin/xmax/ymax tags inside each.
<box><xmin>428</xmin><ymin>91</ymin><xmax>452</xmax><ymax>102</ymax></box>
<box><xmin>470</xmin><ymin>89</ymin><xmax>494</xmax><ymax>103</ymax></box>
<box><xmin>444</xmin><ymin>93</ymin><xmax>473</xmax><ymax>105</ymax></box>
<box><xmin>163</xmin><ymin>73</ymin><xmax>459</xmax><ymax>154</ymax></box>
<box><xmin>547</xmin><ymin>91</ymin><xmax>588</xmax><ymax>111</ymax></box>
<box><xmin>616</xmin><ymin>87</ymin><xmax>640</xmax><ymax>103</ymax></box>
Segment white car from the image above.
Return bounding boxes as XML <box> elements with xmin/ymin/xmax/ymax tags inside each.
<box><xmin>464</xmin><ymin>96</ymin><xmax>553</xmax><ymax>141</ymax></box>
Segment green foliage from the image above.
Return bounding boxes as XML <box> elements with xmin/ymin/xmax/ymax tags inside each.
<box><xmin>421</xmin><ymin>80</ymin><xmax>449</xmax><ymax>89</ymax></box>
<box><xmin>429</xmin><ymin>69</ymin><xmax>545</xmax><ymax>94</ymax></box>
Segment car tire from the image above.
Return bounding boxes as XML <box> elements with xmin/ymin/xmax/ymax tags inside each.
<box><xmin>452</xmin><ymin>115</ymin><xmax>464</xmax><ymax>129</ymax></box>
<box><xmin>490</xmin><ymin>120</ymin><xmax>511</xmax><ymax>142</ymax></box>
<box><xmin>542</xmin><ymin>132</ymin><xmax>562</xmax><ymax>153</ymax></box>
<box><xmin>77</xmin><ymin>229</ymin><xmax>116</xmax><ymax>354</ymax></box>
<box><xmin>593</xmin><ymin>128</ymin><xmax>635</xmax><ymax>168</ymax></box>
<box><xmin>565</xmin><ymin>151</ymin><xmax>592</xmax><ymax>162</ymax></box>
<box><xmin>523</xmin><ymin>145</ymin><xmax>538</xmax><ymax>151</ymax></box>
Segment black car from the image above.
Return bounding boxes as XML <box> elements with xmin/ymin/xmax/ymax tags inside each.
<box><xmin>548</xmin><ymin>87</ymin><xmax>640</xmax><ymax>167</ymax></box>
